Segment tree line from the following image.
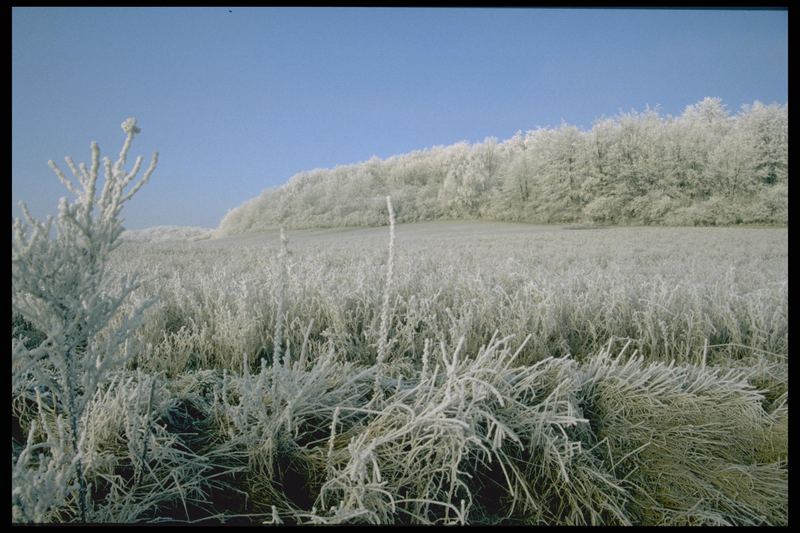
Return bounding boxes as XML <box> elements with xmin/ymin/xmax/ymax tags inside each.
<box><xmin>216</xmin><ymin>97</ymin><xmax>787</xmax><ymax>236</ymax></box>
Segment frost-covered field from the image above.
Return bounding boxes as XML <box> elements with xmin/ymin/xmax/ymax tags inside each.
<box><xmin>114</xmin><ymin>221</ymin><xmax>788</xmax><ymax>373</ymax></box>
<box><xmin>15</xmin><ymin>220</ymin><xmax>786</xmax><ymax>524</ymax></box>
<box><xmin>12</xmin><ymin>116</ymin><xmax>788</xmax><ymax>525</ymax></box>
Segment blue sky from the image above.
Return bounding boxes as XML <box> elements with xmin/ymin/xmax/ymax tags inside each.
<box><xmin>12</xmin><ymin>7</ymin><xmax>787</xmax><ymax>229</ymax></box>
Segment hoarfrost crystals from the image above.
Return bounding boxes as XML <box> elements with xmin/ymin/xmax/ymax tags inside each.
<box><xmin>121</xmin><ymin>117</ymin><xmax>140</xmax><ymax>135</ymax></box>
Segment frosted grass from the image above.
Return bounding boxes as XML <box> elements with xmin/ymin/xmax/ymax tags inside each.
<box><xmin>110</xmin><ymin>223</ymin><xmax>787</xmax><ymax>374</ymax></box>
<box><xmin>14</xmin><ymin>220</ymin><xmax>787</xmax><ymax>524</ymax></box>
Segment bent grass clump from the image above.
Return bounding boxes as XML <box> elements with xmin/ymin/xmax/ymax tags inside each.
<box><xmin>578</xmin><ymin>343</ymin><xmax>787</xmax><ymax>525</ymax></box>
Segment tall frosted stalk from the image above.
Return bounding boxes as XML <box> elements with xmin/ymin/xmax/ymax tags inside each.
<box><xmin>373</xmin><ymin>196</ymin><xmax>395</xmax><ymax>402</ymax></box>
<box><xmin>273</xmin><ymin>227</ymin><xmax>289</xmax><ymax>367</ymax></box>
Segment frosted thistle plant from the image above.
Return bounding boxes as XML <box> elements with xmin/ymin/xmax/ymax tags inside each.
<box><xmin>12</xmin><ymin>118</ymin><xmax>158</xmax><ymax>522</ymax></box>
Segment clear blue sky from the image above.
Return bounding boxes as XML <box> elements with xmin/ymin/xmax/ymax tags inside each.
<box><xmin>12</xmin><ymin>7</ymin><xmax>787</xmax><ymax>229</ymax></box>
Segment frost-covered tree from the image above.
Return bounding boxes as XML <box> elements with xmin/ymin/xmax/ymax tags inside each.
<box><xmin>581</xmin><ymin>118</ymin><xmax>621</xmax><ymax>222</ymax></box>
<box><xmin>738</xmin><ymin>101</ymin><xmax>788</xmax><ymax>186</ymax></box>
<box><xmin>679</xmin><ymin>97</ymin><xmax>733</xmax><ymax>199</ymax></box>
<box><xmin>707</xmin><ymin>118</ymin><xmax>755</xmax><ymax>199</ymax></box>
<box><xmin>537</xmin><ymin>124</ymin><xmax>587</xmax><ymax>221</ymax></box>
<box><xmin>12</xmin><ymin>118</ymin><xmax>158</xmax><ymax>522</ymax></box>
<box><xmin>502</xmin><ymin>150</ymin><xmax>533</xmax><ymax>210</ymax></box>
<box><xmin>438</xmin><ymin>143</ymin><xmax>479</xmax><ymax>216</ymax></box>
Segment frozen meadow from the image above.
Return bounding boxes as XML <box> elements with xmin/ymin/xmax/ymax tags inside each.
<box><xmin>12</xmin><ymin>119</ymin><xmax>787</xmax><ymax>525</ymax></box>
<box><xmin>113</xmin><ymin>221</ymin><xmax>788</xmax><ymax>375</ymax></box>
<box><xmin>15</xmin><ymin>220</ymin><xmax>788</xmax><ymax>524</ymax></box>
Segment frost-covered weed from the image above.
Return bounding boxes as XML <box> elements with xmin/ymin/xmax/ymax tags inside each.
<box><xmin>12</xmin><ymin>118</ymin><xmax>160</xmax><ymax>522</ymax></box>
<box><xmin>11</xmin><ymin>120</ymin><xmax>238</xmax><ymax>524</ymax></box>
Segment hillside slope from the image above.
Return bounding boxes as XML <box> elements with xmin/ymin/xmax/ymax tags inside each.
<box><xmin>121</xmin><ymin>225</ymin><xmax>214</xmax><ymax>243</ymax></box>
